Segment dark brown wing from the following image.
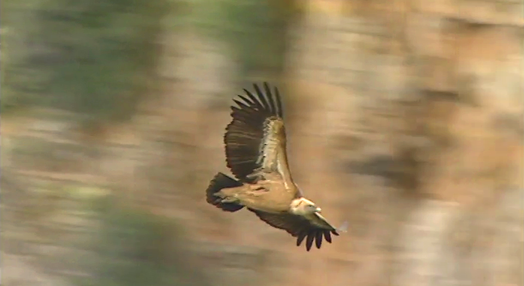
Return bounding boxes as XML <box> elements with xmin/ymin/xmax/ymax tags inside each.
<box><xmin>247</xmin><ymin>208</ymin><xmax>339</xmax><ymax>251</ymax></box>
<box><xmin>224</xmin><ymin>83</ymin><xmax>294</xmax><ymax>186</ymax></box>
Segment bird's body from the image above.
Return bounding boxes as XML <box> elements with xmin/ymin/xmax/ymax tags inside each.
<box><xmin>216</xmin><ymin>175</ymin><xmax>295</xmax><ymax>213</ymax></box>
<box><xmin>205</xmin><ymin>82</ymin><xmax>346</xmax><ymax>251</ymax></box>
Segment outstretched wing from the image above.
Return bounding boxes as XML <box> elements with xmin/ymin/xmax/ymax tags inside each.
<box><xmin>224</xmin><ymin>83</ymin><xmax>293</xmax><ymax>186</ymax></box>
<box><xmin>247</xmin><ymin>208</ymin><xmax>340</xmax><ymax>251</ymax></box>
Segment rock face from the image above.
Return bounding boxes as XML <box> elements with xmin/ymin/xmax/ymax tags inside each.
<box><xmin>2</xmin><ymin>1</ymin><xmax>523</xmax><ymax>286</ymax></box>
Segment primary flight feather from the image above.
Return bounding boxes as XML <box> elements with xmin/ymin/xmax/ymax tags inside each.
<box><xmin>205</xmin><ymin>82</ymin><xmax>346</xmax><ymax>251</ymax></box>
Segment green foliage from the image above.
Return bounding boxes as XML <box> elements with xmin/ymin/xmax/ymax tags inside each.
<box><xmin>2</xmin><ymin>0</ymin><xmax>172</xmax><ymax>124</ymax></box>
<box><xmin>191</xmin><ymin>0</ymin><xmax>302</xmax><ymax>82</ymax></box>
<box><xmin>76</xmin><ymin>195</ymin><xmax>211</xmax><ymax>286</ymax></box>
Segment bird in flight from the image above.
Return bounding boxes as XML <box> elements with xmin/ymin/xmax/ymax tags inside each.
<box><xmin>205</xmin><ymin>82</ymin><xmax>347</xmax><ymax>251</ymax></box>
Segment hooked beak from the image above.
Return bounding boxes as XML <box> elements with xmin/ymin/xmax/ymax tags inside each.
<box><xmin>315</xmin><ymin>207</ymin><xmax>322</xmax><ymax>212</ymax></box>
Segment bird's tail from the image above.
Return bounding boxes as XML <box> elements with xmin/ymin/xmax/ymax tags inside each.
<box><xmin>205</xmin><ymin>172</ymin><xmax>244</xmax><ymax>212</ymax></box>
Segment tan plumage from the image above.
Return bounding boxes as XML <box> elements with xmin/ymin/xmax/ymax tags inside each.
<box><xmin>205</xmin><ymin>82</ymin><xmax>345</xmax><ymax>251</ymax></box>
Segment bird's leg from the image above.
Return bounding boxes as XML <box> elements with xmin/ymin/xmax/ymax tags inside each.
<box><xmin>215</xmin><ymin>186</ymin><xmax>243</xmax><ymax>202</ymax></box>
<box><xmin>214</xmin><ymin>190</ymin><xmax>239</xmax><ymax>203</ymax></box>
<box><xmin>220</xmin><ymin>196</ymin><xmax>239</xmax><ymax>203</ymax></box>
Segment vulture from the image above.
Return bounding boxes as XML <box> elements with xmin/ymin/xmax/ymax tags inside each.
<box><xmin>205</xmin><ymin>82</ymin><xmax>347</xmax><ymax>251</ymax></box>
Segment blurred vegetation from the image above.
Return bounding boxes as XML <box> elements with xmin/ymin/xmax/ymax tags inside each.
<box><xmin>74</xmin><ymin>195</ymin><xmax>211</xmax><ymax>286</ymax></box>
<box><xmin>2</xmin><ymin>0</ymin><xmax>174</xmax><ymax>128</ymax></box>
<box><xmin>2</xmin><ymin>0</ymin><xmax>304</xmax><ymax>121</ymax></box>
<box><xmin>191</xmin><ymin>0</ymin><xmax>304</xmax><ymax>83</ymax></box>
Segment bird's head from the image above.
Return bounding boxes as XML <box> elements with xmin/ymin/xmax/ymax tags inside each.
<box><xmin>290</xmin><ymin>198</ymin><xmax>321</xmax><ymax>215</ymax></box>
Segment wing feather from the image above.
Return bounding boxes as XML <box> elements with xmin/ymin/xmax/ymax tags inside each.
<box><xmin>253</xmin><ymin>84</ymin><xmax>271</xmax><ymax>111</ymax></box>
<box><xmin>274</xmin><ymin>86</ymin><xmax>283</xmax><ymax>117</ymax></box>
<box><xmin>247</xmin><ymin>208</ymin><xmax>339</xmax><ymax>251</ymax></box>
<box><xmin>224</xmin><ymin>82</ymin><xmax>292</xmax><ymax>184</ymax></box>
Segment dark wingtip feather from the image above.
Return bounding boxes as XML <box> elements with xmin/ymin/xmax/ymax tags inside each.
<box><xmin>296</xmin><ymin>229</ymin><xmax>338</xmax><ymax>251</ymax></box>
<box><xmin>237</xmin><ymin>95</ymin><xmax>255</xmax><ymax>106</ymax></box>
<box><xmin>232</xmin><ymin>99</ymin><xmax>250</xmax><ymax>110</ymax></box>
<box><xmin>297</xmin><ymin>232</ymin><xmax>307</xmax><ymax>247</ymax></box>
<box><xmin>253</xmin><ymin>83</ymin><xmax>270</xmax><ymax>112</ymax></box>
<box><xmin>235</xmin><ymin>82</ymin><xmax>282</xmax><ymax>118</ymax></box>
<box><xmin>306</xmin><ymin>233</ymin><xmax>315</xmax><ymax>251</ymax></box>
<box><xmin>242</xmin><ymin>88</ymin><xmax>263</xmax><ymax>110</ymax></box>
<box><xmin>263</xmin><ymin>82</ymin><xmax>276</xmax><ymax>116</ymax></box>
<box><xmin>274</xmin><ymin>86</ymin><xmax>283</xmax><ymax>117</ymax></box>
<box><xmin>315</xmin><ymin>232</ymin><xmax>323</xmax><ymax>249</ymax></box>
<box><xmin>324</xmin><ymin>230</ymin><xmax>332</xmax><ymax>243</ymax></box>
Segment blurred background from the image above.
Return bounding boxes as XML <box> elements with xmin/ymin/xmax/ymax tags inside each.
<box><xmin>1</xmin><ymin>0</ymin><xmax>523</xmax><ymax>285</ymax></box>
